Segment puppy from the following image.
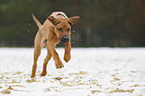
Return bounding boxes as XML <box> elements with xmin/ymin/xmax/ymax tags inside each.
<box><xmin>30</xmin><ymin>12</ymin><xmax>80</xmax><ymax>78</ymax></box>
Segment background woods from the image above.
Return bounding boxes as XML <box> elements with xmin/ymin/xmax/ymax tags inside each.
<box><xmin>0</xmin><ymin>0</ymin><xmax>145</xmax><ymax>47</ymax></box>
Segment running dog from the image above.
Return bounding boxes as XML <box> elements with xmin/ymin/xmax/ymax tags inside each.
<box><xmin>30</xmin><ymin>12</ymin><xmax>80</xmax><ymax>78</ymax></box>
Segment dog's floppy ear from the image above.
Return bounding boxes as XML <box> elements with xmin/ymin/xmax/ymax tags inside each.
<box><xmin>68</xmin><ymin>16</ymin><xmax>80</xmax><ymax>25</ymax></box>
<box><xmin>47</xmin><ymin>16</ymin><xmax>60</xmax><ymax>25</ymax></box>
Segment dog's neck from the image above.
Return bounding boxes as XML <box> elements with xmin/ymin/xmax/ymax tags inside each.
<box><xmin>56</xmin><ymin>13</ymin><xmax>66</xmax><ymax>18</ymax></box>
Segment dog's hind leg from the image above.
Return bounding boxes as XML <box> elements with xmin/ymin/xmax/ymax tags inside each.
<box><xmin>31</xmin><ymin>32</ymin><xmax>42</xmax><ymax>78</ymax></box>
<box><xmin>40</xmin><ymin>47</ymin><xmax>52</xmax><ymax>76</ymax></box>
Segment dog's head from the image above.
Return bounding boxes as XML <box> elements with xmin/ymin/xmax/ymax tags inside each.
<box><xmin>48</xmin><ymin>16</ymin><xmax>80</xmax><ymax>43</ymax></box>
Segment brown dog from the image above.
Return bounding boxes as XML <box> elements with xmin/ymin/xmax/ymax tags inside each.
<box><xmin>30</xmin><ymin>12</ymin><xmax>80</xmax><ymax>78</ymax></box>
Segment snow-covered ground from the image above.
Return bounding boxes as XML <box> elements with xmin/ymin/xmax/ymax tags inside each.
<box><xmin>0</xmin><ymin>48</ymin><xmax>145</xmax><ymax>96</ymax></box>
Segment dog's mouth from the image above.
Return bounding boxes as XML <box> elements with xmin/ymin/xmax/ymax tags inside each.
<box><xmin>60</xmin><ymin>35</ymin><xmax>69</xmax><ymax>43</ymax></box>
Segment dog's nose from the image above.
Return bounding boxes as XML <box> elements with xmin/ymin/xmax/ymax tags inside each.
<box><xmin>61</xmin><ymin>35</ymin><xmax>69</xmax><ymax>43</ymax></box>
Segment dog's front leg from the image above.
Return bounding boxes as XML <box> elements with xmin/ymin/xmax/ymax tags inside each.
<box><xmin>64</xmin><ymin>42</ymin><xmax>71</xmax><ymax>62</ymax></box>
<box><xmin>47</xmin><ymin>41</ymin><xmax>64</xmax><ymax>69</ymax></box>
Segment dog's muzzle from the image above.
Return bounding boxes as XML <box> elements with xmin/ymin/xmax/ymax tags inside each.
<box><xmin>61</xmin><ymin>35</ymin><xmax>69</xmax><ymax>43</ymax></box>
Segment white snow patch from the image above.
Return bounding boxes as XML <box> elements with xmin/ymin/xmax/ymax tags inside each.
<box><xmin>0</xmin><ymin>48</ymin><xmax>145</xmax><ymax>96</ymax></box>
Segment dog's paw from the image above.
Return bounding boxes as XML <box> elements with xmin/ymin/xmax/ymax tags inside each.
<box><xmin>55</xmin><ymin>61</ymin><xmax>64</xmax><ymax>69</ymax></box>
<box><xmin>64</xmin><ymin>54</ymin><xmax>71</xmax><ymax>62</ymax></box>
<box><xmin>30</xmin><ymin>74</ymin><xmax>35</xmax><ymax>78</ymax></box>
<box><xmin>40</xmin><ymin>71</ymin><xmax>47</xmax><ymax>77</ymax></box>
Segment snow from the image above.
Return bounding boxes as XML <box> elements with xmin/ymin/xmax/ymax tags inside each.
<box><xmin>0</xmin><ymin>48</ymin><xmax>145</xmax><ymax>96</ymax></box>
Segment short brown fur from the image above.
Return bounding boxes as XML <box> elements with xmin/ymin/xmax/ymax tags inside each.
<box><xmin>30</xmin><ymin>12</ymin><xmax>79</xmax><ymax>78</ymax></box>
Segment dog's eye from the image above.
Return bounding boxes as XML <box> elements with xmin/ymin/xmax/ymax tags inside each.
<box><xmin>67</xmin><ymin>28</ymin><xmax>70</xmax><ymax>32</ymax></box>
<box><xmin>58</xmin><ymin>28</ymin><xmax>62</xmax><ymax>32</ymax></box>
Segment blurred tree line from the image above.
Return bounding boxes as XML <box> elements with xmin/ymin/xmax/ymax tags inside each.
<box><xmin>0</xmin><ymin>0</ymin><xmax>145</xmax><ymax>47</ymax></box>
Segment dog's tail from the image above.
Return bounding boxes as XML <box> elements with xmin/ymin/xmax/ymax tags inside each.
<box><xmin>32</xmin><ymin>13</ymin><xmax>42</xmax><ymax>28</ymax></box>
